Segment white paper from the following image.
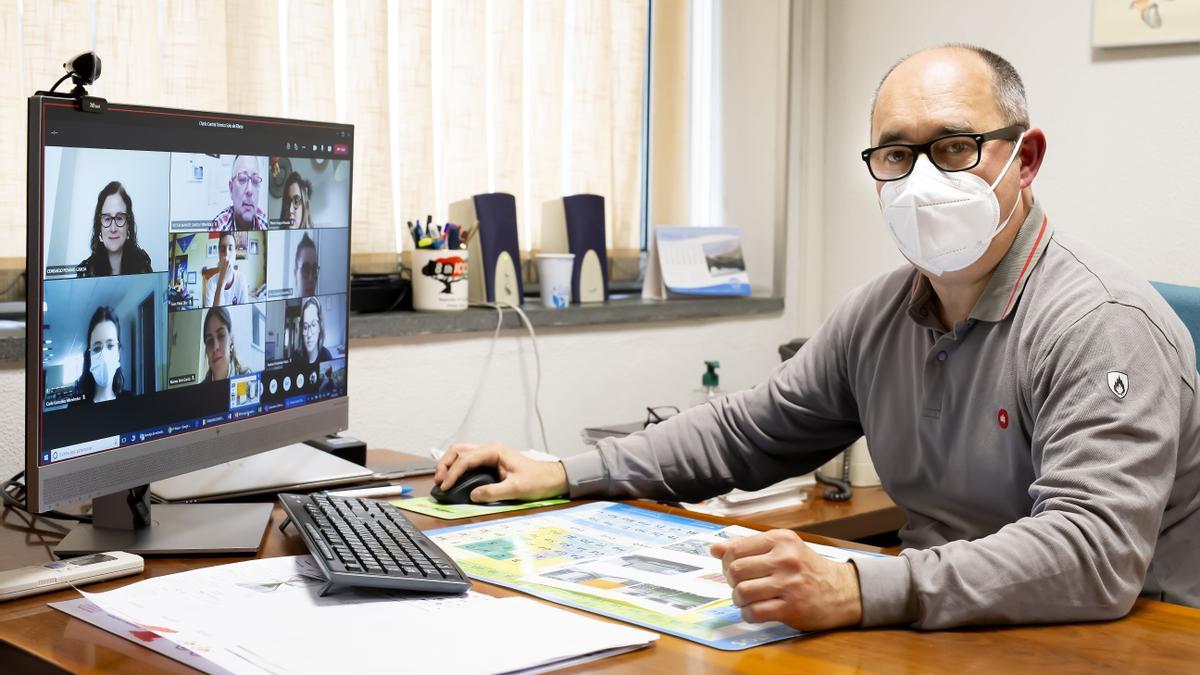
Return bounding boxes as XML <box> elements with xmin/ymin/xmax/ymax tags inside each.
<box><xmin>56</xmin><ymin>555</ymin><xmax>656</xmax><ymax>675</ymax></box>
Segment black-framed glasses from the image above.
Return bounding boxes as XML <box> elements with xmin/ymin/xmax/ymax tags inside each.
<box><xmin>644</xmin><ymin>405</ymin><xmax>680</xmax><ymax>429</ymax></box>
<box><xmin>100</xmin><ymin>213</ymin><xmax>128</xmax><ymax>229</ymax></box>
<box><xmin>861</xmin><ymin>124</ymin><xmax>1024</xmax><ymax>182</ymax></box>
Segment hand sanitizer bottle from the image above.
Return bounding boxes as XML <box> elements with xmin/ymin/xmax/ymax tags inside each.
<box><xmin>690</xmin><ymin>360</ymin><xmax>724</xmax><ymax>407</ymax></box>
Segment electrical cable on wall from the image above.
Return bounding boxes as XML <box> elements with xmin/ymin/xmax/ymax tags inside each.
<box><xmin>439</xmin><ymin>302</ymin><xmax>550</xmax><ymax>455</ymax></box>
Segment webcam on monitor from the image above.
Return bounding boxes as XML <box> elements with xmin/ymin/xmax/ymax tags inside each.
<box><xmin>35</xmin><ymin>51</ymin><xmax>107</xmax><ymax>113</ymax></box>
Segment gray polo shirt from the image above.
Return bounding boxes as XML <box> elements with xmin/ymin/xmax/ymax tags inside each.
<box><xmin>563</xmin><ymin>200</ymin><xmax>1200</xmax><ymax>629</ymax></box>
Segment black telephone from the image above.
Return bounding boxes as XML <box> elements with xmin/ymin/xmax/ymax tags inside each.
<box><xmin>815</xmin><ymin>450</ymin><xmax>853</xmax><ymax>502</ymax></box>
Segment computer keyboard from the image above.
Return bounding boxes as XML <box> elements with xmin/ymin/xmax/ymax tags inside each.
<box><xmin>278</xmin><ymin>492</ymin><xmax>471</xmax><ymax>596</ymax></box>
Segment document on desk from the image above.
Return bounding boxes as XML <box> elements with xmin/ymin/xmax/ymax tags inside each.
<box><xmin>49</xmin><ymin>555</ymin><xmax>657</xmax><ymax>674</ymax></box>
<box><xmin>427</xmin><ymin>502</ymin><xmax>888</xmax><ymax>650</ymax></box>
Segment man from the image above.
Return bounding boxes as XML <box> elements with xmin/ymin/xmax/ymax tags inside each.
<box><xmin>294</xmin><ymin>234</ymin><xmax>319</xmax><ymax>297</ymax></box>
<box><xmin>211</xmin><ymin>155</ymin><xmax>269</xmax><ymax>231</ymax></box>
<box><xmin>435</xmin><ymin>45</ymin><xmax>1200</xmax><ymax>631</ymax></box>
<box><xmin>206</xmin><ymin>233</ymin><xmax>250</xmax><ymax>307</ymax></box>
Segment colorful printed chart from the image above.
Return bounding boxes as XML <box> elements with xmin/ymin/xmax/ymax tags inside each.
<box><xmin>428</xmin><ymin>501</ymin><xmax>887</xmax><ymax>650</ymax></box>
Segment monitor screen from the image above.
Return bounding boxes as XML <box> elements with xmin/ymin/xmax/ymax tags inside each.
<box><xmin>31</xmin><ymin>99</ymin><xmax>352</xmax><ymax>471</ymax></box>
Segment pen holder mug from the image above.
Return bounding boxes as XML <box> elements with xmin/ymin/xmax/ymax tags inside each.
<box><xmin>536</xmin><ymin>253</ymin><xmax>575</xmax><ymax>309</ymax></box>
<box><xmin>412</xmin><ymin>248</ymin><xmax>469</xmax><ymax>312</ymax></box>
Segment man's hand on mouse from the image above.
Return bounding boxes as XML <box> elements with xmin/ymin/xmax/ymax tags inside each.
<box><xmin>710</xmin><ymin>529</ymin><xmax>863</xmax><ymax>631</ymax></box>
<box><xmin>435</xmin><ymin>443</ymin><xmax>569</xmax><ymax>503</ymax></box>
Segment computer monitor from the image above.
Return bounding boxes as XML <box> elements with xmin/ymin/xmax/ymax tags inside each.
<box><xmin>25</xmin><ymin>95</ymin><xmax>353</xmax><ymax>556</ymax></box>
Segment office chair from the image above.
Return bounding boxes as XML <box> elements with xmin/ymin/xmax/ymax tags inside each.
<box><xmin>1151</xmin><ymin>281</ymin><xmax>1200</xmax><ymax>372</ymax></box>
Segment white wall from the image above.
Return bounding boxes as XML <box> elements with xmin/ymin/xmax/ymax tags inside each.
<box><xmin>348</xmin><ymin>315</ymin><xmax>796</xmax><ymax>457</ymax></box>
<box><xmin>822</xmin><ymin>0</ymin><xmax>1200</xmax><ymax>314</ymax></box>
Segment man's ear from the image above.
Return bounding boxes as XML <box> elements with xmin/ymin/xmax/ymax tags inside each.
<box><xmin>1017</xmin><ymin>128</ymin><xmax>1047</xmax><ymax>189</ymax></box>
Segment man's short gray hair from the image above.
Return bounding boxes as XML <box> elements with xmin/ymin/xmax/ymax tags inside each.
<box><xmin>870</xmin><ymin>44</ymin><xmax>1030</xmax><ymax>129</ymax></box>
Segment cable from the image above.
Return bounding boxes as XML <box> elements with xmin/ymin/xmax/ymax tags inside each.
<box><xmin>2</xmin><ymin>471</ymin><xmax>93</xmax><ymax>523</ymax></box>
<box><xmin>439</xmin><ymin>301</ymin><xmax>550</xmax><ymax>455</ymax></box>
<box><xmin>438</xmin><ymin>303</ymin><xmax>507</xmax><ymax>450</ymax></box>
<box><xmin>47</xmin><ymin>73</ymin><xmax>71</xmax><ymax>93</ymax></box>
<box><xmin>0</xmin><ymin>271</ymin><xmax>26</xmax><ymax>298</ymax></box>
<box><xmin>499</xmin><ymin>301</ymin><xmax>550</xmax><ymax>454</ymax></box>
<box><xmin>815</xmin><ymin>451</ymin><xmax>853</xmax><ymax>502</ymax></box>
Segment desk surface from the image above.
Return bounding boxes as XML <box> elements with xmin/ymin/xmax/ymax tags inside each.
<box><xmin>3</xmin><ymin>457</ymin><xmax>1200</xmax><ymax>674</ymax></box>
<box><xmin>750</xmin><ymin>484</ymin><xmax>905</xmax><ymax>541</ymax></box>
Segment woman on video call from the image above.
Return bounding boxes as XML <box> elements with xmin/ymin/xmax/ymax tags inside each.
<box><xmin>77</xmin><ymin>181</ymin><xmax>154</xmax><ymax>277</ymax></box>
<box><xmin>280</xmin><ymin>171</ymin><xmax>313</xmax><ymax>229</ymax></box>
<box><xmin>292</xmin><ymin>297</ymin><xmax>332</xmax><ymax>366</ymax></box>
<box><xmin>203</xmin><ymin>306</ymin><xmax>251</xmax><ymax>382</ymax></box>
<box><xmin>75</xmin><ymin>306</ymin><xmax>129</xmax><ymax>403</ymax></box>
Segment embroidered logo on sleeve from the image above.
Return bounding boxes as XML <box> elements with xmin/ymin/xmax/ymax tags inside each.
<box><xmin>1107</xmin><ymin>371</ymin><xmax>1129</xmax><ymax>399</ymax></box>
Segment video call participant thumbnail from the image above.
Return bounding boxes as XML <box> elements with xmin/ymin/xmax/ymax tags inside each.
<box><xmin>317</xmin><ymin>358</ymin><xmax>346</xmax><ymax>395</ymax></box>
<box><xmin>206</xmin><ymin>232</ymin><xmax>267</xmax><ymax>307</ymax></box>
<box><xmin>169</xmin><ymin>154</ymin><xmax>275</xmax><ymax>232</ymax></box>
<box><xmin>265</xmin><ymin>228</ymin><xmax>349</xmax><ymax>299</ymax></box>
<box><xmin>263</xmin><ymin>293</ymin><xmax>346</xmax><ymax>369</ymax></box>
<box><xmin>167</xmin><ymin>304</ymin><xmax>267</xmax><ymax>389</ymax></box>
<box><xmin>42</xmin><ymin>274</ymin><xmax>169</xmax><ymax>408</ymax></box>
<box><xmin>42</xmin><ymin>147</ymin><xmax>168</xmax><ymax>278</ymax></box>
<box><xmin>267</xmin><ymin>157</ymin><xmax>351</xmax><ymax>229</ymax></box>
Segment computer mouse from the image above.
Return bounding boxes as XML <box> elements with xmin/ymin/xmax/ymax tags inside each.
<box><xmin>430</xmin><ymin>466</ymin><xmax>501</xmax><ymax>505</ymax></box>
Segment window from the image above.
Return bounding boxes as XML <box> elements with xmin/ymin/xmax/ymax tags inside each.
<box><xmin>2</xmin><ymin>1</ymin><xmax>652</xmax><ymax>277</ymax></box>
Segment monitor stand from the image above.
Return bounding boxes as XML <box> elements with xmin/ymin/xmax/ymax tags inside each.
<box><xmin>54</xmin><ymin>485</ymin><xmax>273</xmax><ymax>558</ymax></box>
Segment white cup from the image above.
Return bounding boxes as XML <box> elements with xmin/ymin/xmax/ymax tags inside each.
<box><xmin>536</xmin><ymin>253</ymin><xmax>575</xmax><ymax>309</ymax></box>
<box><xmin>412</xmin><ymin>248</ymin><xmax>469</xmax><ymax>312</ymax></box>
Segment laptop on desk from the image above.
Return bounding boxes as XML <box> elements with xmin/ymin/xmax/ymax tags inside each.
<box><xmin>151</xmin><ymin>443</ymin><xmax>373</xmax><ymax>503</ymax></box>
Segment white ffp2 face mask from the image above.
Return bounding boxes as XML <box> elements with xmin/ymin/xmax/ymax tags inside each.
<box><xmin>879</xmin><ymin>132</ymin><xmax>1025</xmax><ymax>276</ymax></box>
<box><xmin>90</xmin><ymin>347</ymin><xmax>119</xmax><ymax>390</ymax></box>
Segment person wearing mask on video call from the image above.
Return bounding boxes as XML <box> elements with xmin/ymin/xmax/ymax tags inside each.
<box><xmin>206</xmin><ymin>233</ymin><xmax>262</xmax><ymax>307</ymax></box>
<box><xmin>77</xmin><ymin>181</ymin><xmax>154</xmax><ymax>277</ymax></box>
<box><xmin>74</xmin><ymin>306</ymin><xmax>129</xmax><ymax>403</ymax></box>
<box><xmin>294</xmin><ymin>234</ymin><xmax>319</xmax><ymax>297</ymax></box>
<box><xmin>292</xmin><ymin>297</ymin><xmax>332</xmax><ymax>367</ymax></box>
<box><xmin>202</xmin><ymin>306</ymin><xmax>251</xmax><ymax>382</ymax></box>
<box><xmin>281</xmin><ymin>171</ymin><xmax>314</xmax><ymax>229</ymax></box>
<box><xmin>211</xmin><ymin>155</ymin><xmax>269</xmax><ymax>231</ymax></box>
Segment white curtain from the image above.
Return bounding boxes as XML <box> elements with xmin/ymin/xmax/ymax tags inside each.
<box><xmin>3</xmin><ymin>0</ymin><xmax>649</xmax><ymax>271</ymax></box>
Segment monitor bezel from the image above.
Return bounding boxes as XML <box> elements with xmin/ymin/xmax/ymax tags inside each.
<box><xmin>25</xmin><ymin>95</ymin><xmax>354</xmax><ymax>513</ymax></box>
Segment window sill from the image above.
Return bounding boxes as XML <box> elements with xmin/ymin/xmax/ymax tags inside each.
<box><xmin>0</xmin><ymin>295</ymin><xmax>784</xmax><ymax>365</ymax></box>
<box><xmin>350</xmin><ymin>294</ymin><xmax>784</xmax><ymax>339</ymax></box>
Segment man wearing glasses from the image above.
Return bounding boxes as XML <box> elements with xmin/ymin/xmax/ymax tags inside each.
<box><xmin>435</xmin><ymin>45</ymin><xmax>1200</xmax><ymax>630</ymax></box>
<box><xmin>211</xmin><ymin>155</ymin><xmax>269</xmax><ymax>231</ymax></box>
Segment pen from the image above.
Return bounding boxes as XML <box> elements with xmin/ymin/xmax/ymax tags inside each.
<box><xmin>324</xmin><ymin>484</ymin><xmax>412</xmax><ymax>499</ymax></box>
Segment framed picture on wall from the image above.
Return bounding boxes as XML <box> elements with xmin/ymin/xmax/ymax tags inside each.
<box><xmin>1094</xmin><ymin>0</ymin><xmax>1200</xmax><ymax>47</ymax></box>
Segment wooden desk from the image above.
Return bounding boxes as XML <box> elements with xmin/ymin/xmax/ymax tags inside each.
<box><xmin>745</xmin><ymin>484</ymin><xmax>905</xmax><ymax>542</ymax></box>
<box><xmin>3</xmin><ymin>464</ymin><xmax>1200</xmax><ymax>673</ymax></box>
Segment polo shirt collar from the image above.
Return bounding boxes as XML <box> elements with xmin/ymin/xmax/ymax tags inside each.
<box><xmin>904</xmin><ymin>199</ymin><xmax>1052</xmax><ymax>327</ymax></box>
<box><xmin>969</xmin><ymin>199</ymin><xmax>1052</xmax><ymax>322</ymax></box>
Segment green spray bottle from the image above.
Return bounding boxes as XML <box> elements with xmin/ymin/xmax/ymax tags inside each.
<box><xmin>689</xmin><ymin>360</ymin><xmax>724</xmax><ymax>408</ymax></box>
